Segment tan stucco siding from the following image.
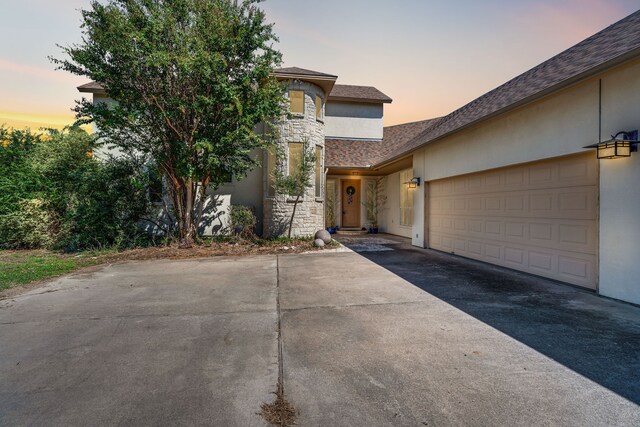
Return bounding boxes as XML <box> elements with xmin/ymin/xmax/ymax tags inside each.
<box><xmin>209</xmin><ymin>148</ymin><xmax>265</xmax><ymax>235</ymax></box>
<box><xmin>378</xmin><ymin>171</ymin><xmax>412</xmax><ymax>239</ymax></box>
<box><xmin>418</xmin><ymin>77</ymin><xmax>600</xmax><ymax>182</ymax></box>
<box><xmin>325</xmin><ymin>101</ymin><xmax>384</xmax><ymax>140</ymax></box>
<box><xmin>598</xmin><ymin>59</ymin><xmax>640</xmax><ymax>305</ymax></box>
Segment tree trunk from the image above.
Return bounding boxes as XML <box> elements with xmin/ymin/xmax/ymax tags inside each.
<box><xmin>179</xmin><ymin>179</ymin><xmax>195</xmax><ymax>248</ymax></box>
<box><xmin>288</xmin><ymin>195</ymin><xmax>301</xmax><ymax>239</ymax></box>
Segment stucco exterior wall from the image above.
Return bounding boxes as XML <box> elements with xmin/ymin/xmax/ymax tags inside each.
<box><xmin>378</xmin><ymin>171</ymin><xmax>412</xmax><ymax>239</ymax></box>
<box><xmin>598</xmin><ymin>59</ymin><xmax>640</xmax><ymax>305</ymax></box>
<box><xmin>208</xmin><ymin>149</ymin><xmax>265</xmax><ymax>235</ymax></box>
<box><xmin>324</xmin><ymin>101</ymin><xmax>383</xmax><ymax>140</ymax></box>
<box><xmin>263</xmin><ymin>80</ymin><xmax>325</xmax><ymax>237</ymax></box>
<box><xmin>417</xmin><ymin>79</ymin><xmax>600</xmax><ymax>183</ymax></box>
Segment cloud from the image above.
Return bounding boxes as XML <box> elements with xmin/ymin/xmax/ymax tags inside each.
<box><xmin>0</xmin><ymin>58</ymin><xmax>82</xmax><ymax>84</ymax></box>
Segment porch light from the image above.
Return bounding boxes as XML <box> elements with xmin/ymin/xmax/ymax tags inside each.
<box><xmin>584</xmin><ymin>130</ymin><xmax>638</xmax><ymax>159</ymax></box>
<box><xmin>405</xmin><ymin>177</ymin><xmax>421</xmax><ymax>188</ymax></box>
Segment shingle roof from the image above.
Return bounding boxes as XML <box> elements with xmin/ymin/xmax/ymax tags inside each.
<box><xmin>77</xmin><ymin>81</ymin><xmax>105</xmax><ymax>93</ymax></box>
<box><xmin>273</xmin><ymin>67</ymin><xmax>337</xmax><ymax>79</ymax></box>
<box><xmin>325</xmin><ymin>118</ymin><xmax>441</xmax><ymax>168</ymax></box>
<box><xmin>378</xmin><ymin>9</ymin><xmax>640</xmax><ymax>165</ymax></box>
<box><xmin>329</xmin><ymin>84</ymin><xmax>392</xmax><ymax>103</ymax></box>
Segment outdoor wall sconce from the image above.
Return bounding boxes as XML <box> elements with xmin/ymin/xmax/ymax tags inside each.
<box><xmin>584</xmin><ymin>130</ymin><xmax>638</xmax><ymax>159</ymax></box>
<box><xmin>406</xmin><ymin>177</ymin><xmax>421</xmax><ymax>188</ymax></box>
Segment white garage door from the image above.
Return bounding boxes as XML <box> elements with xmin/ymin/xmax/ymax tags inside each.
<box><xmin>428</xmin><ymin>153</ymin><xmax>598</xmax><ymax>289</ymax></box>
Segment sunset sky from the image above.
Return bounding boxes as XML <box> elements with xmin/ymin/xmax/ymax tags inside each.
<box><xmin>1</xmin><ymin>0</ymin><xmax>638</xmax><ymax>130</ymax></box>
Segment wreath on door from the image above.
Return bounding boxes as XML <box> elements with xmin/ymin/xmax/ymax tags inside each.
<box><xmin>346</xmin><ymin>186</ymin><xmax>356</xmax><ymax>205</ymax></box>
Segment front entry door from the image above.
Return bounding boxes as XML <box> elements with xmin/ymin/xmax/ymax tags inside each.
<box><xmin>341</xmin><ymin>180</ymin><xmax>361</xmax><ymax>228</ymax></box>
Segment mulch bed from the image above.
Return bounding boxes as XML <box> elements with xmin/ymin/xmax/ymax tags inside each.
<box><xmin>100</xmin><ymin>239</ymin><xmax>323</xmax><ymax>263</ymax></box>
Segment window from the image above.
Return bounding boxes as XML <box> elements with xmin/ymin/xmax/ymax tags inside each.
<box><xmin>289</xmin><ymin>90</ymin><xmax>304</xmax><ymax>115</ymax></box>
<box><xmin>400</xmin><ymin>169</ymin><xmax>413</xmax><ymax>226</ymax></box>
<box><xmin>315</xmin><ymin>145</ymin><xmax>323</xmax><ymax>198</ymax></box>
<box><xmin>288</xmin><ymin>142</ymin><xmax>303</xmax><ymax>175</ymax></box>
<box><xmin>266</xmin><ymin>147</ymin><xmax>276</xmax><ymax>197</ymax></box>
<box><xmin>315</xmin><ymin>95</ymin><xmax>323</xmax><ymax>120</ymax></box>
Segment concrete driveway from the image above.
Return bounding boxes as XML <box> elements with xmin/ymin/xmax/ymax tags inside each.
<box><xmin>1</xmin><ymin>239</ymin><xmax>639</xmax><ymax>426</ymax></box>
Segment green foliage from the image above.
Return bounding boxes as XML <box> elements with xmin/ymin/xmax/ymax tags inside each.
<box><xmin>364</xmin><ymin>178</ymin><xmax>386</xmax><ymax>228</ymax></box>
<box><xmin>325</xmin><ymin>186</ymin><xmax>336</xmax><ymax>228</ymax></box>
<box><xmin>0</xmin><ymin>126</ymin><xmax>152</xmax><ymax>250</ymax></box>
<box><xmin>272</xmin><ymin>138</ymin><xmax>317</xmax><ymax>238</ymax></box>
<box><xmin>52</xmin><ymin>0</ymin><xmax>286</xmax><ymax>246</ymax></box>
<box><xmin>229</xmin><ymin>205</ymin><xmax>257</xmax><ymax>239</ymax></box>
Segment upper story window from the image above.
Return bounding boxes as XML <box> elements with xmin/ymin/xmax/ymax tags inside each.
<box><xmin>289</xmin><ymin>90</ymin><xmax>304</xmax><ymax>115</ymax></box>
<box><xmin>315</xmin><ymin>95</ymin><xmax>323</xmax><ymax>120</ymax></box>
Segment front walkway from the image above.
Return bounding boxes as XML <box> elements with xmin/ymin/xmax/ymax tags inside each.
<box><xmin>1</xmin><ymin>244</ymin><xmax>639</xmax><ymax>425</ymax></box>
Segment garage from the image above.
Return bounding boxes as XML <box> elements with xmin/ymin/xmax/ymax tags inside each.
<box><xmin>428</xmin><ymin>153</ymin><xmax>598</xmax><ymax>289</ymax></box>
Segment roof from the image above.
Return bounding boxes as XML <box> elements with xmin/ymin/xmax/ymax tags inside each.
<box><xmin>329</xmin><ymin>84</ymin><xmax>392</xmax><ymax>103</ymax></box>
<box><xmin>377</xmin><ymin>9</ymin><xmax>640</xmax><ymax>166</ymax></box>
<box><xmin>273</xmin><ymin>67</ymin><xmax>337</xmax><ymax>79</ymax></box>
<box><xmin>325</xmin><ymin>118</ymin><xmax>441</xmax><ymax>168</ymax></box>
<box><xmin>273</xmin><ymin>66</ymin><xmax>337</xmax><ymax>95</ymax></box>
<box><xmin>77</xmin><ymin>81</ymin><xmax>105</xmax><ymax>93</ymax></box>
<box><xmin>79</xmin><ymin>66</ymin><xmax>339</xmax><ymax>94</ymax></box>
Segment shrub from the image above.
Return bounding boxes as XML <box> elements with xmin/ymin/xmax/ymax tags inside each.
<box><xmin>0</xmin><ymin>126</ymin><xmax>153</xmax><ymax>250</ymax></box>
<box><xmin>229</xmin><ymin>205</ymin><xmax>257</xmax><ymax>239</ymax></box>
<box><xmin>0</xmin><ymin>199</ymin><xmax>57</xmax><ymax>249</ymax></box>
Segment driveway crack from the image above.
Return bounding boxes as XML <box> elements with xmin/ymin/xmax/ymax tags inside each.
<box><xmin>259</xmin><ymin>254</ymin><xmax>297</xmax><ymax>426</ymax></box>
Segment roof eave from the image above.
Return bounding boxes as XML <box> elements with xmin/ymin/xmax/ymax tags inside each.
<box><xmin>373</xmin><ymin>46</ymin><xmax>640</xmax><ymax>169</ymax></box>
<box><xmin>328</xmin><ymin>96</ymin><xmax>393</xmax><ymax>104</ymax></box>
<box><xmin>77</xmin><ymin>85</ymin><xmax>106</xmax><ymax>94</ymax></box>
<box><xmin>274</xmin><ymin>73</ymin><xmax>338</xmax><ymax>96</ymax></box>
<box><xmin>325</xmin><ymin>165</ymin><xmax>372</xmax><ymax>170</ymax></box>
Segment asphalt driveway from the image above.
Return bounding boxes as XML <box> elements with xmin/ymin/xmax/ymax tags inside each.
<box><xmin>1</xmin><ymin>239</ymin><xmax>639</xmax><ymax>426</ymax></box>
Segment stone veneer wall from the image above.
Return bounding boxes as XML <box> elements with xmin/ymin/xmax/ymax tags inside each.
<box><xmin>263</xmin><ymin>80</ymin><xmax>325</xmax><ymax>237</ymax></box>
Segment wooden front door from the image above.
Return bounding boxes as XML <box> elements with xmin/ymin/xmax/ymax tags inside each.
<box><xmin>341</xmin><ymin>180</ymin><xmax>361</xmax><ymax>228</ymax></box>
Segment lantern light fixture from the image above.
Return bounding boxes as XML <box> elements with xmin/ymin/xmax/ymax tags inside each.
<box><xmin>584</xmin><ymin>130</ymin><xmax>638</xmax><ymax>159</ymax></box>
<box><xmin>405</xmin><ymin>177</ymin><xmax>421</xmax><ymax>188</ymax></box>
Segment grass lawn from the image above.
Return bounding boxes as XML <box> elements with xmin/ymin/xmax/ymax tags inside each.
<box><xmin>0</xmin><ymin>250</ymin><xmax>104</xmax><ymax>290</ymax></box>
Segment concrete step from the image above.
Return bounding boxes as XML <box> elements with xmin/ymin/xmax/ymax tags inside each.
<box><xmin>335</xmin><ymin>229</ymin><xmax>368</xmax><ymax>235</ymax></box>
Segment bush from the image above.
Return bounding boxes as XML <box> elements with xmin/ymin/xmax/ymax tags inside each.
<box><xmin>0</xmin><ymin>126</ymin><xmax>153</xmax><ymax>250</ymax></box>
<box><xmin>229</xmin><ymin>205</ymin><xmax>257</xmax><ymax>239</ymax></box>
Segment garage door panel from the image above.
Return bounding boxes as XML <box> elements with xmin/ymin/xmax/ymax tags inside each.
<box><xmin>430</xmin><ymin>215</ymin><xmax>596</xmax><ymax>255</ymax></box>
<box><xmin>430</xmin><ymin>231</ymin><xmax>598</xmax><ymax>288</ymax></box>
<box><xmin>432</xmin><ymin>155</ymin><xmax>598</xmax><ymax>197</ymax></box>
<box><xmin>431</xmin><ymin>187</ymin><xmax>597</xmax><ymax>220</ymax></box>
<box><xmin>429</xmin><ymin>153</ymin><xmax>598</xmax><ymax>289</ymax></box>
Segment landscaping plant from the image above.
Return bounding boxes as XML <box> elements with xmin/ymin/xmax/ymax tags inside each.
<box><xmin>0</xmin><ymin>126</ymin><xmax>152</xmax><ymax>250</ymax></box>
<box><xmin>52</xmin><ymin>0</ymin><xmax>286</xmax><ymax>247</ymax></box>
<box><xmin>228</xmin><ymin>205</ymin><xmax>257</xmax><ymax>239</ymax></box>
<box><xmin>272</xmin><ymin>139</ymin><xmax>316</xmax><ymax>238</ymax></box>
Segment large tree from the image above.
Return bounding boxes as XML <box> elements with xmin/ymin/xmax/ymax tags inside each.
<box><xmin>53</xmin><ymin>0</ymin><xmax>285</xmax><ymax>247</ymax></box>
